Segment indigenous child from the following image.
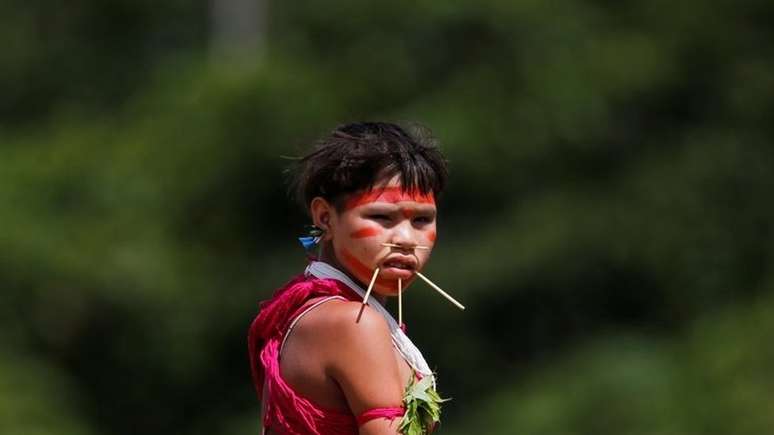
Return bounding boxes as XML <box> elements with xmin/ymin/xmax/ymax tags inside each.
<box><xmin>248</xmin><ymin>122</ymin><xmax>453</xmax><ymax>435</ymax></box>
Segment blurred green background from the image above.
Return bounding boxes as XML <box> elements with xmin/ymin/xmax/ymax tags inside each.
<box><xmin>2</xmin><ymin>1</ymin><xmax>774</xmax><ymax>434</ymax></box>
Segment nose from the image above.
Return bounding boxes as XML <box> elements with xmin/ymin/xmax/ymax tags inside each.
<box><xmin>390</xmin><ymin>219</ymin><xmax>417</xmax><ymax>246</ymax></box>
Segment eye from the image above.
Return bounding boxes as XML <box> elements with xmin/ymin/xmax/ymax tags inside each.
<box><xmin>413</xmin><ymin>215</ymin><xmax>434</xmax><ymax>224</ymax></box>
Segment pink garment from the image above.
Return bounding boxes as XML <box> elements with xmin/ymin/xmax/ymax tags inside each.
<box><xmin>248</xmin><ymin>274</ymin><xmax>405</xmax><ymax>435</ymax></box>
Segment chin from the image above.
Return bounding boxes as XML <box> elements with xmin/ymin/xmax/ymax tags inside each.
<box><xmin>374</xmin><ymin>279</ymin><xmax>413</xmax><ymax>296</ymax></box>
<box><xmin>374</xmin><ymin>288</ymin><xmax>398</xmax><ymax>297</ymax></box>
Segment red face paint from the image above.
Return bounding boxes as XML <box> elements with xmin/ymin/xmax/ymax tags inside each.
<box><xmin>340</xmin><ymin>247</ymin><xmax>372</xmax><ymax>281</ymax></box>
<box><xmin>400</xmin><ymin>208</ymin><xmax>416</xmax><ymax>219</ymax></box>
<box><xmin>350</xmin><ymin>227</ymin><xmax>382</xmax><ymax>239</ymax></box>
<box><xmin>340</xmin><ymin>247</ymin><xmax>408</xmax><ymax>291</ymax></box>
<box><xmin>427</xmin><ymin>231</ymin><xmax>437</xmax><ymax>242</ymax></box>
<box><xmin>344</xmin><ymin>187</ymin><xmax>435</xmax><ymax>210</ymax></box>
<box><xmin>341</xmin><ymin>248</ymin><xmax>398</xmax><ymax>289</ymax></box>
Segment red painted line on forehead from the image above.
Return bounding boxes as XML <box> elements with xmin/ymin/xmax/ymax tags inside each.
<box><xmin>344</xmin><ymin>187</ymin><xmax>435</xmax><ymax>210</ymax></box>
<box><xmin>350</xmin><ymin>227</ymin><xmax>382</xmax><ymax>239</ymax></box>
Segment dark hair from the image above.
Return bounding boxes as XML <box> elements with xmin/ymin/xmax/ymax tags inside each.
<box><xmin>289</xmin><ymin>121</ymin><xmax>448</xmax><ymax>212</ymax></box>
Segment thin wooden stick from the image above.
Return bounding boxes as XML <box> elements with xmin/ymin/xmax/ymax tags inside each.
<box><xmin>381</xmin><ymin>242</ymin><xmax>431</xmax><ymax>250</ymax></box>
<box><xmin>398</xmin><ymin>278</ymin><xmax>403</xmax><ymax>326</ymax></box>
<box><xmin>363</xmin><ymin>267</ymin><xmax>380</xmax><ymax>305</ymax></box>
<box><xmin>415</xmin><ymin>271</ymin><xmax>466</xmax><ymax>310</ymax></box>
<box><xmin>357</xmin><ymin>267</ymin><xmax>381</xmax><ymax>322</ymax></box>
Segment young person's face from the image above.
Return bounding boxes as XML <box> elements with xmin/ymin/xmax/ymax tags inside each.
<box><xmin>326</xmin><ymin>177</ymin><xmax>437</xmax><ymax>296</ymax></box>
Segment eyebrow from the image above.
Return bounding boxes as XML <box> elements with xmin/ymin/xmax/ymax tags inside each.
<box><xmin>406</xmin><ymin>207</ymin><xmax>437</xmax><ymax>220</ymax></box>
<box><xmin>362</xmin><ymin>203</ymin><xmax>437</xmax><ymax>215</ymax></box>
<box><xmin>361</xmin><ymin>203</ymin><xmax>400</xmax><ymax>213</ymax></box>
<box><xmin>411</xmin><ymin>205</ymin><xmax>437</xmax><ymax>214</ymax></box>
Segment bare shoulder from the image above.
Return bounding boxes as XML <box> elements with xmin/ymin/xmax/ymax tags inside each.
<box><xmin>298</xmin><ymin>299</ymin><xmax>393</xmax><ymax>351</ymax></box>
<box><xmin>297</xmin><ymin>299</ymin><xmax>397</xmax><ymax>374</ymax></box>
<box><xmin>304</xmin><ymin>300</ymin><xmax>404</xmax><ymax>415</ymax></box>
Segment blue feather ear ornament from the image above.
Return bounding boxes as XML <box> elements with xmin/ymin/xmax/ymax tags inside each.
<box><xmin>298</xmin><ymin>225</ymin><xmax>324</xmax><ymax>251</ymax></box>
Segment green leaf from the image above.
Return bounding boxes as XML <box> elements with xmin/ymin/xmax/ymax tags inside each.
<box><xmin>398</xmin><ymin>373</ymin><xmax>450</xmax><ymax>434</ymax></box>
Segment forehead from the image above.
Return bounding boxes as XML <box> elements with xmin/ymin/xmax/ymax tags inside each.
<box><xmin>343</xmin><ymin>186</ymin><xmax>435</xmax><ymax>210</ymax></box>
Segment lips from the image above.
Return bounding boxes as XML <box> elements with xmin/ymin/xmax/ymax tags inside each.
<box><xmin>380</xmin><ymin>255</ymin><xmax>417</xmax><ymax>279</ymax></box>
<box><xmin>382</xmin><ymin>255</ymin><xmax>416</xmax><ymax>269</ymax></box>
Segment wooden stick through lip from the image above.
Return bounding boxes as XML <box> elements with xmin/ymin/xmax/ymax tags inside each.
<box><xmin>357</xmin><ymin>267</ymin><xmax>381</xmax><ymax>322</ymax></box>
<box><xmin>398</xmin><ymin>278</ymin><xmax>403</xmax><ymax>326</ymax></box>
<box><xmin>415</xmin><ymin>271</ymin><xmax>466</xmax><ymax>310</ymax></box>
<box><xmin>381</xmin><ymin>242</ymin><xmax>431</xmax><ymax>250</ymax></box>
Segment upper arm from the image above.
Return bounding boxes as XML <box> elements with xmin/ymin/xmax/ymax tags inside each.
<box><xmin>321</xmin><ymin>302</ymin><xmax>405</xmax><ymax>434</ymax></box>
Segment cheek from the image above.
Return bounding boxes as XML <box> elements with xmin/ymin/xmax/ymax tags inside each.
<box><xmin>336</xmin><ymin>222</ymin><xmax>381</xmax><ymax>268</ymax></box>
<box><xmin>427</xmin><ymin>230</ymin><xmax>437</xmax><ymax>243</ymax></box>
<box><xmin>340</xmin><ymin>247</ymin><xmax>373</xmax><ymax>279</ymax></box>
<box><xmin>349</xmin><ymin>227</ymin><xmax>382</xmax><ymax>239</ymax></box>
<box><xmin>340</xmin><ymin>246</ymin><xmax>396</xmax><ymax>288</ymax></box>
<box><xmin>415</xmin><ymin>248</ymin><xmax>432</xmax><ymax>267</ymax></box>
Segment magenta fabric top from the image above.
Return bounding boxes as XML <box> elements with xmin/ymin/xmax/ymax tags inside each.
<box><xmin>248</xmin><ymin>274</ymin><xmax>405</xmax><ymax>435</ymax></box>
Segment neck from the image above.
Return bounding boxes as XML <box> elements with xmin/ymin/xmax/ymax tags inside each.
<box><xmin>318</xmin><ymin>243</ymin><xmax>388</xmax><ymax>305</ymax></box>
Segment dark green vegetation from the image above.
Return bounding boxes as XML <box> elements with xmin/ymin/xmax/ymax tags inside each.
<box><xmin>2</xmin><ymin>1</ymin><xmax>774</xmax><ymax>434</ymax></box>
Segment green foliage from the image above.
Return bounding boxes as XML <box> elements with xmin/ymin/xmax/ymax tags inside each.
<box><xmin>400</xmin><ymin>375</ymin><xmax>449</xmax><ymax>435</ymax></box>
<box><xmin>443</xmin><ymin>291</ymin><xmax>774</xmax><ymax>435</ymax></box>
<box><xmin>0</xmin><ymin>352</ymin><xmax>93</xmax><ymax>435</ymax></box>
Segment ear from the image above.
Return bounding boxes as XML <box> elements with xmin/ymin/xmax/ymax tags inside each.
<box><xmin>310</xmin><ymin>197</ymin><xmax>336</xmax><ymax>240</ymax></box>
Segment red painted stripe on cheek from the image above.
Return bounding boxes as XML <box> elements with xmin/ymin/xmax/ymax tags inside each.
<box><xmin>340</xmin><ymin>247</ymin><xmax>395</xmax><ymax>289</ymax></box>
<box><xmin>350</xmin><ymin>227</ymin><xmax>382</xmax><ymax>239</ymax></box>
<box><xmin>427</xmin><ymin>231</ymin><xmax>437</xmax><ymax>242</ymax></box>
<box><xmin>340</xmin><ymin>248</ymin><xmax>372</xmax><ymax>279</ymax></box>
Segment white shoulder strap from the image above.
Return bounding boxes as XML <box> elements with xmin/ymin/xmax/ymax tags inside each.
<box><xmin>305</xmin><ymin>261</ymin><xmax>434</xmax><ymax>384</ymax></box>
<box><xmin>279</xmin><ymin>295</ymin><xmax>347</xmax><ymax>354</ymax></box>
